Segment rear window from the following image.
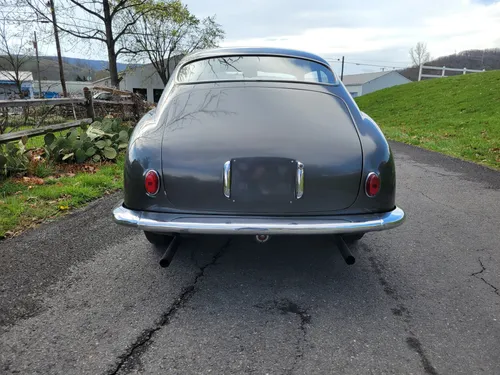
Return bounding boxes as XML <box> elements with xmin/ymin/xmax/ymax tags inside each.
<box><xmin>177</xmin><ymin>56</ymin><xmax>336</xmax><ymax>84</ymax></box>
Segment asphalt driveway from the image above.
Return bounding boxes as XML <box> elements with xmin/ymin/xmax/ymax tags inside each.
<box><xmin>1</xmin><ymin>142</ymin><xmax>499</xmax><ymax>375</ymax></box>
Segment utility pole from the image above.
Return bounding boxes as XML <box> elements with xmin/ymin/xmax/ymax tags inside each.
<box><xmin>33</xmin><ymin>31</ymin><xmax>43</xmax><ymax>98</ymax></box>
<box><xmin>48</xmin><ymin>0</ymin><xmax>68</xmax><ymax>97</ymax></box>
<box><xmin>340</xmin><ymin>56</ymin><xmax>345</xmax><ymax>81</ymax></box>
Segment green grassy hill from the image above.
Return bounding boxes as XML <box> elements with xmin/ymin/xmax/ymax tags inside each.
<box><xmin>355</xmin><ymin>70</ymin><xmax>500</xmax><ymax>169</ymax></box>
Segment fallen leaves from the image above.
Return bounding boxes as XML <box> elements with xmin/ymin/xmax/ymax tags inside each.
<box><xmin>3</xmin><ymin>230</ymin><xmax>14</xmax><ymax>238</ymax></box>
<box><xmin>21</xmin><ymin>176</ymin><xmax>45</xmax><ymax>185</ymax></box>
<box><xmin>1</xmin><ymin>155</ymin><xmax>124</xmax><ymax>240</ymax></box>
<box><xmin>56</xmin><ymin>163</ymin><xmax>100</xmax><ymax>175</ymax></box>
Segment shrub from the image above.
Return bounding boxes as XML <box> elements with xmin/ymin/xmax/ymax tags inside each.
<box><xmin>44</xmin><ymin>118</ymin><xmax>131</xmax><ymax>164</ymax></box>
<box><xmin>0</xmin><ymin>138</ymin><xmax>30</xmax><ymax>176</ymax></box>
<box><xmin>28</xmin><ymin>159</ymin><xmax>55</xmax><ymax>178</ymax></box>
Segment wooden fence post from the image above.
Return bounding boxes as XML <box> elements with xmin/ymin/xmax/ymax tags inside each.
<box><xmin>83</xmin><ymin>87</ymin><xmax>95</xmax><ymax>121</ymax></box>
<box><xmin>0</xmin><ymin>108</ymin><xmax>8</xmax><ymax>134</ymax></box>
<box><xmin>131</xmin><ymin>93</ymin><xmax>140</xmax><ymax>120</ymax></box>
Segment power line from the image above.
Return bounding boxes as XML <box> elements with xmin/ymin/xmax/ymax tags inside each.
<box><xmin>0</xmin><ymin>17</ymin><xmax>102</xmax><ymax>31</ymax></box>
<box><xmin>341</xmin><ymin>57</ymin><xmax>412</xmax><ymax>65</ymax></box>
<box><xmin>2</xmin><ymin>11</ymin><xmax>104</xmax><ymax>26</ymax></box>
<box><xmin>344</xmin><ymin>61</ymin><xmax>407</xmax><ymax>69</ymax></box>
<box><xmin>325</xmin><ymin>58</ymin><xmax>408</xmax><ymax>70</ymax></box>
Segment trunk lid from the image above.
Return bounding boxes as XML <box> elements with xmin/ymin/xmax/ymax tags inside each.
<box><xmin>161</xmin><ymin>85</ymin><xmax>362</xmax><ymax>214</ymax></box>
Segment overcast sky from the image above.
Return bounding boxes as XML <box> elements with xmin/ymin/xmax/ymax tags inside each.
<box><xmin>180</xmin><ymin>0</ymin><xmax>500</xmax><ymax>74</ymax></box>
<box><xmin>30</xmin><ymin>0</ymin><xmax>500</xmax><ymax>75</ymax></box>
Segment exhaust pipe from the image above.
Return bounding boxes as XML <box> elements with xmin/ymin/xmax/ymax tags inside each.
<box><xmin>255</xmin><ymin>234</ymin><xmax>270</xmax><ymax>243</ymax></box>
<box><xmin>335</xmin><ymin>236</ymin><xmax>356</xmax><ymax>265</ymax></box>
<box><xmin>159</xmin><ymin>235</ymin><xmax>181</xmax><ymax>268</ymax></box>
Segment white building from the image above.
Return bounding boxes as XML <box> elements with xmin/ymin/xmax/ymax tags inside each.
<box><xmin>0</xmin><ymin>71</ymin><xmax>34</xmax><ymax>99</ymax></box>
<box><xmin>93</xmin><ymin>56</ymin><xmax>182</xmax><ymax>103</ymax></box>
<box><xmin>342</xmin><ymin>71</ymin><xmax>411</xmax><ymax>98</ymax></box>
<box><xmin>38</xmin><ymin>80</ymin><xmax>91</xmax><ymax>97</ymax></box>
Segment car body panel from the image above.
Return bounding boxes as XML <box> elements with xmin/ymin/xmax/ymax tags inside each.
<box><xmin>160</xmin><ymin>84</ymin><xmax>363</xmax><ymax>214</ymax></box>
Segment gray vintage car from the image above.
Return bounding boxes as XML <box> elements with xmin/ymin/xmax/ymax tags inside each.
<box><xmin>113</xmin><ymin>47</ymin><xmax>405</xmax><ymax>266</ymax></box>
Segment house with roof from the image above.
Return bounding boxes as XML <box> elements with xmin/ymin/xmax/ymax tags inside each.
<box><xmin>92</xmin><ymin>55</ymin><xmax>183</xmax><ymax>103</ymax></box>
<box><xmin>341</xmin><ymin>71</ymin><xmax>411</xmax><ymax>98</ymax></box>
<box><xmin>0</xmin><ymin>71</ymin><xmax>34</xmax><ymax>100</ymax></box>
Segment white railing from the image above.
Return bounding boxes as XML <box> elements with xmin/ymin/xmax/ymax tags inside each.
<box><xmin>418</xmin><ymin>65</ymin><xmax>485</xmax><ymax>81</ymax></box>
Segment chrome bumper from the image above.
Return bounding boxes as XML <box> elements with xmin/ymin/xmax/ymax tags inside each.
<box><xmin>112</xmin><ymin>202</ymin><xmax>405</xmax><ymax>235</ymax></box>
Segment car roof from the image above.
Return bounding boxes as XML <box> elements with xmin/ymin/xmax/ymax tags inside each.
<box><xmin>181</xmin><ymin>47</ymin><xmax>330</xmax><ymax>67</ymax></box>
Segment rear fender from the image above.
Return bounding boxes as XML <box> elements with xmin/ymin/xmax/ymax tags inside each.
<box><xmin>351</xmin><ymin>112</ymin><xmax>396</xmax><ymax>211</ymax></box>
<box><xmin>124</xmin><ymin>109</ymin><xmax>171</xmax><ymax>211</ymax></box>
<box><xmin>324</xmin><ymin>85</ymin><xmax>396</xmax><ymax>212</ymax></box>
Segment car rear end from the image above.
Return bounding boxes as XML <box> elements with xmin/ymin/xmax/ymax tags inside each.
<box><xmin>114</xmin><ymin>50</ymin><xmax>404</xmax><ymax>239</ymax></box>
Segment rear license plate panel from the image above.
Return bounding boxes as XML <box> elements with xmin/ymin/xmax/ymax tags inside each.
<box><xmin>230</xmin><ymin>157</ymin><xmax>296</xmax><ymax>203</ymax></box>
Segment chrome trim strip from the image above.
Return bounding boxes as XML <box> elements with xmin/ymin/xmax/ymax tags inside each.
<box><xmin>296</xmin><ymin>161</ymin><xmax>304</xmax><ymax>199</ymax></box>
<box><xmin>113</xmin><ymin>202</ymin><xmax>405</xmax><ymax>235</ymax></box>
<box><xmin>223</xmin><ymin>160</ymin><xmax>231</xmax><ymax>198</ymax></box>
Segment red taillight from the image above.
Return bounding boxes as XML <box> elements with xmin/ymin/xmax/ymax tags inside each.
<box><xmin>144</xmin><ymin>170</ymin><xmax>160</xmax><ymax>195</ymax></box>
<box><xmin>365</xmin><ymin>172</ymin><xmax>381</xmax><ymax>197</ymax></box>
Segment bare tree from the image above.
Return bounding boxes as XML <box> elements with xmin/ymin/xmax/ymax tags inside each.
<box><xmin>409</xmin><ymin>42</ymin><xmax>431</xmax><ymax>67</ymax></box>
<box><xmin>122</xmin><ymin>0</ymin><xmax>224</xmax><ymax>86</ymax></box>
<box><xmin>22</xmin><ymin>0</ymin><xmax>158</xmax><ymax>88</ymax></box>
<box><xmin>0</xmin><ymin>17</ymin><xmax>34</xmax><ymax>98</ymax></box>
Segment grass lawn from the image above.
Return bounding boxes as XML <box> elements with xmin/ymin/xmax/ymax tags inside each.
<box><xmin>0</xmin><ymin>155</ymin><xmax>124</xmax><ymax>239</ymax></box>
<box><xmin>355</xmin><ymin>70</ymin><xmax>500</xmax><ymax>170</ymax></box>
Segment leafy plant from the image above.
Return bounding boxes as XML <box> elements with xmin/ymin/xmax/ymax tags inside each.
<box><xmin>44</xmin><ymin>118</ymin><xmax>132</xmax><ymax>164</ymax></box>
<box><xmin>0</xmin><ymin>137</ymin><xmax>31</xmax><ymax>176</ymax></box>
<box><xmin>29</xmin><ymin>161</ymin><xmax>55</xmax><ymax>178</ymax></box>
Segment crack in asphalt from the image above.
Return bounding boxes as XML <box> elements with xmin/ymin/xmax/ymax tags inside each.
<box><xmin>254</xmin><ymin>299</ymin><xmax>311</xmax><ymax>375</ymax></box>
<box><xmin>471</xmin><ymin>258</ymin><xmax>486</xmax><ymax>277</ymax></box>
<box><xmin>404</xmin><ymin>184</ymin><xmax>477</xmax><ymax>218</ymax></box>
<box><xmin>471</xmin><ymin>258</ymin><xmax>500</xmax><ymax>297</ymax></box>
<box><xmin>362</xmin><ymin>245</ymin><xmax>440</xmax><ymax>375</ymax></box>
<box><xmin>410</xmin><ymin>162</ymin><xmax>460</xmax><ymax>179</ymax></box>
<box><xmin>105</xmin><ymin>238</ymin><xmax>232</xmax><ymax>375</ymax></box>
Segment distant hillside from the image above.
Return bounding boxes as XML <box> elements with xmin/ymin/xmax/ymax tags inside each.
<box><xmin>0</xmin><ymin>56</ymin><xmax>139</xmax><ymax>81</ymax></box>
<box><xmin>40</xmin><ymin>56</ymin><xmax>131</xmax><ymax>72</ymax></box>
<box><xmin>400</xmin><ymin>48</ymin><xmax>500</xmax><ymax>81</ymax></box>
<box><xmin>356</xmin><ymin>70</ymin><xmax>500</xmax><ymax>169</ymax></box>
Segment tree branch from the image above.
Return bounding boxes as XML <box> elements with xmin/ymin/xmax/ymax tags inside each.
<box><xmin>56</xmin><ymin>25</ymin><xmax>107</xmax><ymax>42</ymax></box>
<box><xmin>24</xmin><ymin>1</ymin><xmax>106</xmax><ymax>42</ymax></box>
<box><xmin>113</xmin><ymin>15</ymin><xmax>141</xmax><ymax>43</ymax></box>
<box><xmin>116</xmin><ymin>46</ymin><xmax>137</xmax><ymax>55</ymax></box>
<box><xmin>66</xmin><ymin>0</ymin><xmax>104</xmax><ymax>21</ymax></box>
<box><xmin>111</xmin><ymin>0</ymin><xmax>148</xmax><ymax>17</ymax></box>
